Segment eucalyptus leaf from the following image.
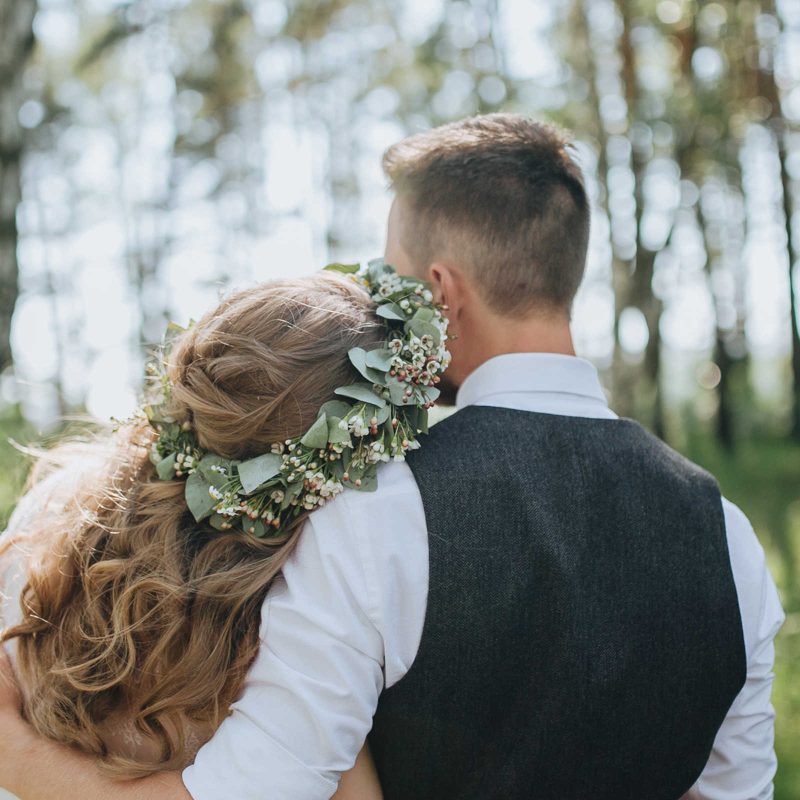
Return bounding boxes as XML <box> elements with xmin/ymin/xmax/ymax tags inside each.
<box><xmin>349</xmin><ymin>466</ymin><xmax>378</xmax><ymax>492</ymax></box>
<box><xmin>343</xmin><ymin>462</ymin><xmax>365</xmax><ymax>481</ymax></box>
<box><xmin>365</xmin><ymin>348</ymin><xmax>394</xmax><ymax>371</ymax></box>
<box><xmin>301</xmin><ymin>413</ymin><xmax>329</xmax><ymax>449</ymax></box>
<box><xmin>334</xmin><ymin>383</ymin><xmax>387</xmax><ymax>408</ymax></box>
<box><xmin>347</xmin><ymin>347</ymin><xmax>368</xmax><ymax>372</ymax></box>
<box><xmin>327</xmin><ymin>417</ymin><xmax>353</xmax><ymax>446</ymax></box>
<box><xmin>348</xmin><ymin>348</ymin><xmax>386</xmax><ymax>384</ymax></box>
<box><xmin>198</xmin><ymin>455</ymin><xmax>233</xmax><ymax>488</ymax></box>
<box><xmin>383</xmin><ymin>420</ymin><xmax>394</xmax><ymax>448</ymax></box>
<box><xmin>280</xmin><ymin>479</ymin><xmax>305</xmax><ymax>510</ymax></box>
<box><xmin>185</xmin><ymin>471</ymin><xmax>218</xmax><ymax>522</ymax></box>
<box><xmin>376</xmin><ymin>304</ymin><xmax>406</xmax><ymax>322</ymax></box>
<box><xmin>404</xmin><ymin>406</ymin><xmax>428</xmax><ymax>434</ymax></box>
<box><xmin>324</xmin><ymin>262</ymin><xmax>360</xmax><ymax>274</ymax></box>
<box><xmin>341</xmin><ymin>447</ymin><xmax>353</xmax><ymax>471</ymax></box>
<box><xmin>402</xmin><ymin>405</ymin><xmax>418</xmax><ymax>431</ymax></box>
<box><xmin>156</xmin><ymin>453</ymin><xmax>177</xmax><ymax>480</ymax></box>
<box><xmin>331</xmin><ymin>458</ymin><xmax>346</xmax><ymax>481</ymax></box>
<box><xmin>208</xmin><ymin>513</ymin><xmax>227</xmax><ymax>531</ymax></box>
<box><xmin>386</xmin><ymin>376</ymin><xmax>413</xmax><ymax>406</ymax></box>
<box><xmin>374</xmin><ymin>404</ymin><xmax>391</xmax><ymax>425</ymax></box>
<box><xmin>412</xmin><ymin>306</ymin><xmax>435</xmax><ymax>323</ymax></box>
<box><xmin>408</xmin><ymin>319</ymin><xmax>441</xmax><ymax>346</ymax></box>
<box><xmin>238</xmin><ymin>452</ymin><xmax>283</xmax><ymax>494</ymax></box>
<box><xmin>367</xmin><ymin>369</ymin><xmax>388</xmax><ymax>386</ymax></box>
<box><xmin>367</xmin><ymin>258</ymin><xmax>391</xmax><ymax>283</ymax></box>
<box><xmin>420</xmin><ymin>386</ymin><xmax>441</xmax><ymax>403</ymax></box>
<box><xmin>318</xmin><ymin>400</ymin><xmax>352</xmax><ymax>419</ymax></box>
<box><xmin>243</xmin><ymin>518</ymin><xmax>267</xmax><ymax>538</ymax></box>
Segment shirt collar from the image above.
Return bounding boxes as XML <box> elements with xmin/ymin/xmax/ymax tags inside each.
<box><xmin>455</xmin><ymin>352</ymin><xmax>609</xmax><ymax>410</ymax></box>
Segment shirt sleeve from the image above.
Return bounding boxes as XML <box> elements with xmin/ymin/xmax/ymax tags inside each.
<box><xmin>683</xmin><ymin>498</ymin><xmax>786</xmax><ymax>800</ymax></box>
<box><xmin>182</xmin><ymin>461</ymin><xmax>428</xmax><ymax>800</ymax></box>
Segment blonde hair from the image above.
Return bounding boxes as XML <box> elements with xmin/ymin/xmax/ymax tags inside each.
<box><xmin>0</xmin><ymin>272</ymin><xmax>382</xmax><ymax>777</ymax></box>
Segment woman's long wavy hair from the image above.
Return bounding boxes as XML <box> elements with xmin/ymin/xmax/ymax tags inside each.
<box><xmin>0</xmin><ymin>271</ymin><xmax>383</xmax><ymax>777</ymax></box>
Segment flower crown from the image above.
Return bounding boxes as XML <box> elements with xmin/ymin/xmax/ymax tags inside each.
<box><xmin>143</xmin><ymin>259</ymin><xmax>451</xmax><ymax>538</ymax></box>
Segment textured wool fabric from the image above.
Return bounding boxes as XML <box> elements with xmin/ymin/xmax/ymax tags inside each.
<box><xmin>368</xmin><ymin>406</ymin><xmax>746</xmax><ymax>800</ymax></box>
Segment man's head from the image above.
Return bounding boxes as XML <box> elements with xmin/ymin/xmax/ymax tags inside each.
<box><xmin>383</xmin><ymin>113</ymin><xmax>590</xmax><ymax>390</ymax></box>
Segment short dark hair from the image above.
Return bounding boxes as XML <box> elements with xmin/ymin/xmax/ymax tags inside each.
<box><xmin>383</xmin><ymin>113</ymin><xmax>590</xmax><ymax>315</ymax></box>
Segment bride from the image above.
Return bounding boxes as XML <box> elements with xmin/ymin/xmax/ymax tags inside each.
<box><xmin>0</xmin><ymin>265</ymin><xmax>445</xmax><ymax>798</ymax></box>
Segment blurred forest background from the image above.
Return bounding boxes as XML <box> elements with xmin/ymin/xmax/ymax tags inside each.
<box><xmin>0</xmin><ymin>0</ymin><xmax>798</xmax><ymax>795</ymax></box>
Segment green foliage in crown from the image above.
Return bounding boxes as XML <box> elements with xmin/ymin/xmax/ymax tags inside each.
<box><xmin>143</xmin><ymin>259</ymin><xmax>451</xmax><ymax>538</ymax></box>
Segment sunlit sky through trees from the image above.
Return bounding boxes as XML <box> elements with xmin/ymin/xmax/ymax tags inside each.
<box><xmin>8</xmin><ymin>0</ymin><xmax>800</xmax><ymax>427</ymax></box>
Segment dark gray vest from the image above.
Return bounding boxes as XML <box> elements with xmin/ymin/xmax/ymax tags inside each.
<box><xmin>368</xmin><ymin>406</ymin><xmax>746</xmax><ymax>800</ymax></box>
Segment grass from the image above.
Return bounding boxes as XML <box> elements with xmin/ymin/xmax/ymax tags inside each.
<box><xmin>685</xmin><ymin>435</ymin><xmax>800</xmax><ymax>798</ymax></box>
<box><xmin>0</xmin><ymin>406</ymin><xmax>35</xmax><ymax>529</ymax></box>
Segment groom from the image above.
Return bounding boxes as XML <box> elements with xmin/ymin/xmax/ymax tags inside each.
<box><xmin>0</xmin><ymin>113</ymin><xmax>786</xmax><ymax>799</ymax></box>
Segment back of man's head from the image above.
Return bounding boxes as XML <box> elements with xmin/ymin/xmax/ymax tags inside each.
<box><xmin>383</xmin><ymin>113</ymin><xmax>590</xmax><ymax>317</ymax></box>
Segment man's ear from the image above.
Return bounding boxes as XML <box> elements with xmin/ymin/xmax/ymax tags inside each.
<box><xmin>427</xmin><ymin>262</ymin><xmax>466</xmax><ymax>318</ymax></box>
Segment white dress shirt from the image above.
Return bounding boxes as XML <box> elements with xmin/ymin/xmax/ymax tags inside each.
<box><xmin>183</xmin><ymin>354</ymin><xmax>777</xmax><ymax>799</ymax></box>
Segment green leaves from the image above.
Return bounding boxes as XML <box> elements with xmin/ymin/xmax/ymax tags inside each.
<box><xmin>244</xmin><ymin>518</ymin><xmax>268</xmax><ymax>538</ymax></box>
<box><xmin>403</xmin><ymin>405</ymin><xmax>429</xmax><ymax>435</ymax></box>
<box><xmin>198</xmin><ymin>455</ymin><xmax>233</xmax><ymax>488</ymax></box>
<box><xmin>301</xmin><ymin>413</ymin><xmax>330</xmax><ymax>449</ymax></box>
<box><xmin>412</xmin><ymin>306</ymin><xmax>435</xmax><ymax>324</ymax></box>
<box><xmin>376</xmin><ymin>303</ymin><xmax>406</xmax><ymax>321</ymax></box>
<box><xmin>386</xmin><ymin>376</ymin><xmax>413</xmax><ymax>405</ymax></box>
<box><xmin>348</xmin><ymin>348</ymin><xmax>387</xmax><ymax>384</ymax></box>
<box><xmin>318</xmin><ymin>400</ymin><xmax>351</xmax><ymax>419</ymax></box>
<box><xmin>334</xmin><ymin>383</ymin><xmax>387</xmax><ymax>407</ymax></box>
<box><xmin>185</xmin><ymin>471</ymin><xmax>217</xmax><ymax>522</ymax></box>
<box><xmin>324</xmin><ymin>262</ymin><xmax>360</xmax><ymax>274</ymax></box>
<box><xmin>408</xmin><ymin>319</ymin><xmax>441</xmax><ymax>346</ymax></box>
<box><xmin>420</xmin><ymin>386</ymin><xmax>441</xmax><ymax>403</ymax></box>
<box><xmin>365</xmin><ymin>348</ymin><xmax>394</xmax><ymax>371</ymax></box>
<box><xmin>327</xmin><ymin>417</ymin><xmax>353</xmax><ymax>446</ymax></box>
<box><xmin>367</xmin><ymin>258</ymin><xmax>392</xmax><ymax>283</ymax></box>
<box><xmin>208</xmin><ymin>513</ymin><xmax>227</xmax><ymax>531</ymax></box>
<box><xmin>281</xmin><ymin>480</ymin><xmax>304</xmax><ymax>510</ymax></box>
<box><xmin>144</xmin><ymin>404</ymin><xmax>166</xmax><ymax>423</ymax></box>
<box><xmin>374</xmin><ymin>404</ymin><xmax>392</xmax><ymax>425</ymax></box>
<box><xmin>144</xmin><ymin>259</ymin><xmax>449</xmax><ymax>541</ymax></box>
<box><xmin>238</xmin><ymin>453</ymin><xmax>283</xmax><ymax>494</ymax></box>
<box><xmin>155</xmin><ymin>453</ymin><xmax>177</xmax><ymax>480</ymax></box>
<box><xmin>165</xmin><ymin>320</ymin><xmax>190</xmax><ymax>336</ymax></box>
<box><xmin>350</xmin><ymin>466</ymin><xmax>378</xmax><ymax>492</ymax></box>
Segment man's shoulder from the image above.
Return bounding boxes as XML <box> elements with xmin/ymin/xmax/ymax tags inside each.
<box><xmin>720</xmin><ymin>496</ymin><xmax>785</xmax><ymax>659</ymax></box>
<box><xmin>638</xmin><ymin>425</ymin><xmax>721</xmax><ymax>489</ymax></box>
<box><xmin>720</xmin><ymin>497</ymin><xmax>764</xmax><ymax>587</ymax></box>
<box><xmin>305</xmin><ymin>459</ymin><xmax>423</xmax><ymax>538</ymax></box>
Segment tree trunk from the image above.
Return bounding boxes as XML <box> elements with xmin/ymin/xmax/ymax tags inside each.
<box><xmin>774</xmin><ymin>128</ymin><xmax>800</xmax><ymax>439</ymax></box>
<box><xmin>616</xmin><ymin>0</ymin><xmax>664</xmax><ymax>437</ymax></box>
<box><xmin>0</xmin><ymin>0</ymin><xmax>36</xmax><ymax>372</ymax></box>
<box><xmin>570</xmin><ymin>0</ymin><xmax>637</xmax><ymax>416</ymax></box>
<box><xmin>758</xmin><ymin>0</ymin><xmax>800</xmax><ymax>439</ymax></box>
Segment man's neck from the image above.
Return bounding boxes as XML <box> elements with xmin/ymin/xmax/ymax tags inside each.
<box><xmin>462</xmin><ymin>308</ymin><xmax>575</xmax><ymax>371</ymax></box>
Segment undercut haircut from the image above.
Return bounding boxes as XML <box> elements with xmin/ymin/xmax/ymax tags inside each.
<box><xmin>383</xmin><ymin>113</ymin><xmax>590</xmax><ymax>316</ymax></box>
